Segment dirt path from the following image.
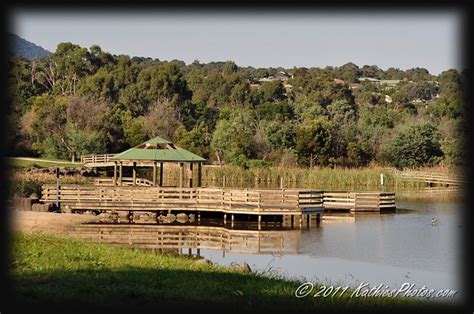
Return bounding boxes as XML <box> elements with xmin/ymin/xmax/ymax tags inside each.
<box><xmin>10</xmin><ymin>210</ymin><xmax>100</xmax><ymax>236</ymax></box>
<box><xmin>9</xmin><ymin>157</ymin><xmax>81</xmax><ymax>165</ymax></box>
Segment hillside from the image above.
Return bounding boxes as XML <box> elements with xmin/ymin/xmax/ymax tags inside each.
<box><xmin>8</xmin><ymin>32</ymin><xmax>50</xmax><ymax>60</ymax></box>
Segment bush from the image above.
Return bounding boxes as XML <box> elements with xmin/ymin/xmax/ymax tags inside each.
<box><xmin>381</xmin><ymin>123</ymin><xmax>443</xmax><ymax>169</ymax></box>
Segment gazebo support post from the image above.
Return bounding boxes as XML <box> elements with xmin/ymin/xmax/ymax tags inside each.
<box><xmin>153</xmin><ymin>161</ymin><xmax>157</xmax><ymax>186</ymax></box>
<box><xmin>179</xmin><ymin>162</ymin><xmax>184</xmax><ymax>188</ymax></box>
<box><xmin>159</xmin><ymin>162</ymin><xmax>163</xmax><ymax>187</ymax></box>
<box><xmin>113</xmin><ymin>161</ymin><xmax>117</xmax><ymax>185</ymax></box>
<box><xmin>189</xmin><ymin>163</ymin><xmax>194</xmax><ymax>188</ymax></box>
<box><xmin>197</xmin><ymin>162</ymin><xmax>202</xmax><ymax>187</ymax></box>
<box><xmin>132</xmin><ymin>161</ymin><xmax>137</xmax><ymax>186</ymax></box>
<box><xmin>119</xmin><ymin>162</ymin><xmax>123</xmax><ymax>185</ymax></box>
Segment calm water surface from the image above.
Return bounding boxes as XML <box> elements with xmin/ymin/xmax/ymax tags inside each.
<box><xmin>199</xmin><ymin>196</ymin><xmax>463</xmax><ymax>301</ymax></box>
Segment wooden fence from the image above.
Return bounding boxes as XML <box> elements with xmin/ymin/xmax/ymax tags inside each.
<box><xmin>81</xmin><ymin>154</ymin><xmax>115</xmax><ymax>165</ymax></box>
<box><xmin>385</xmin><ymin>167</ymin><xmax>466</xmax><ymax>186</ymax></box>
<box><xmin>41</xmin><ymin>185</ymin><xmax>324</xmax><ymax>215</ymax></box>
<box><xmin>41</xmin><ymin>185</ymin><xmax>394</xmax><ymax>213</ymax></box>
<box><xmin>94</xmin><ymin>177</ymin><xmax>154</xmax><ymax>186</ymax></box>
<box><xmin>323</xmin><ymin>191</ymin><xmax>395</xmax><ymax>211</ymax></box>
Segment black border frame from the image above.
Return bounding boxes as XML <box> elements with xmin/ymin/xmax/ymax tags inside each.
<box><xmin>1</xmin><ymin>1</ymin><xmax>472</xmax><ymax>313</ymax></box>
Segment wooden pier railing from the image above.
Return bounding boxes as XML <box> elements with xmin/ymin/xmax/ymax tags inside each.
<box><xmin>41</xmin><ymin>185</ymin><xmax>395</xmax><ymax>213</ymax></box>
<box><xmin>324</xmin><ymin>191</ymin><xmax>395</xmax><ymax>211</ymax></box>
<box><xmin>81</xmin><ymin>154</ymin><xmax>115</xmax><ymax>165</ymax></box>
<box><xmin>69</xmin><ymin>224</ymin><xmax>299</xmax><ymax>255</ymax></box>
<box><xmin>41</xmin><ymin>185</ymin><xmax>325</xmax><ymax>215</ymax></box>
<box><xmin>94</xmin><ymin>177</ymin><xmax>154</xmax><ymax>186</ymax></box>
<box><xmin>385</xmin><ymin>167</ymin><xmax>466</xmax><ymax>186</ymax></box>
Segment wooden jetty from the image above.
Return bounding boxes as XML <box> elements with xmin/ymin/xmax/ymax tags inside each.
<box><xmin>40</xmin><ymin>185</ymin><xmax>395</xmax><ymax>229</ymax></box>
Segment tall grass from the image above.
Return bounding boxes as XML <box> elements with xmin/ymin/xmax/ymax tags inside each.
<box><xmin>9</xmin><ymin>172</ymin><xmax>93</xmax><ymax>197</ymax></box>
<box><xmin>199</xmin><ymin>166</ymin><xmax>429</xmax><ymax>190</ymax></box>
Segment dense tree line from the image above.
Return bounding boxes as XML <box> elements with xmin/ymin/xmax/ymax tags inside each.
<box><xmin>7</xmin><ymin>42</ymin><xmax>467</xmax><ymax>169</ymax></box>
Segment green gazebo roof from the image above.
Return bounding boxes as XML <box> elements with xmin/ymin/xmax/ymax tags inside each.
<box><xmin>110</xmin><ymin>136</ymin><xmax>206</xmax><ymax>162</ymax></box>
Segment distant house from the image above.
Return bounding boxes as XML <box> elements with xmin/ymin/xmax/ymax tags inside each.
<box><xmin>358</xmin><ymin>77</ymin><xmax>380</xmax><ymax>85</ymax></box>
<box><xmin>379</xmin><ymin>79</ymin><xmax>401</xmax><ymax>87</ymax></box>
<box><xmin>333</xmin><ymin>78</ymin><xmax>345</xmax><ymax>84</ymax></box>
<box><xmin>348</xmin><ymin>83</ymin><xmax>362</xmax><ymax>90</ymax></box>
<box><xmin>258</xmin><ymin>71</ymin><xmax>292</xmax><ymax>83</ymax></box>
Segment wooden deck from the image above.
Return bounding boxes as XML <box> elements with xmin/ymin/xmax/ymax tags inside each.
<box><xmin>40</xmin><ymin>185</ymin><xmax>395</xmax><ymax>214</ymax></box>
<box><xmin>69</xmin><ymin>224</ymin><xmax>300</xmax><ymax>255</ymax></box>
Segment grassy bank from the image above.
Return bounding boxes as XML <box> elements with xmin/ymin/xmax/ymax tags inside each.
<box><xmin>8</xmin><ymin>232</ymin><xmax>448</xmax><ymax>312</ymax></box>
<box><xmin>8</xmin><ymin>157</ymin><xmax>82</xmax><ymax>169</ymax></box>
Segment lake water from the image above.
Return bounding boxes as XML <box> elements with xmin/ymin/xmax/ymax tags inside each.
<box><xmin>74</xmin><ymin>190</ymin><xmax>464</xmax><ymax>303</ymax></box>
<box><xmin>199</xmin><ymin>195</ymin><xmax>464</xmax><ymax>302</ymax></box>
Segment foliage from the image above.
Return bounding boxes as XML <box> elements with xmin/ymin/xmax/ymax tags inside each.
<box><xmin>381</xmin><ymin>124</ymin><xmax>444</xmax><ymax>169</ymax></box>
<box><xmin>7</xmin><ymin>43</ymin><xmax>466</xmax><ymax>169</ymax></box>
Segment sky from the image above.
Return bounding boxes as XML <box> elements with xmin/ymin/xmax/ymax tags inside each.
<box><xmin>10</xmin><ymin>10</ymin><xmax>464</xmax><ymax>75</ymax></box>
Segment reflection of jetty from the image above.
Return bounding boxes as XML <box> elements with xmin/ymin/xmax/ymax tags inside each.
<box><xmin>68</xmin><ymin>223</ymin><xmax>300</xmax><ymax>255</ymax></box>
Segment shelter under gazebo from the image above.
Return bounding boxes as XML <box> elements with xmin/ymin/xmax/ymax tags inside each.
<box><xmin>81</xmin><ymin>136</ymin><xmax>206</xmax><ymax>187</ymax></box>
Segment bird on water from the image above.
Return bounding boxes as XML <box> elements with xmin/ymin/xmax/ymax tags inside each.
<box><xmin>431</xmin><ymin>218</ymin><xmax>438</xmax><ymax>226</ymax></box>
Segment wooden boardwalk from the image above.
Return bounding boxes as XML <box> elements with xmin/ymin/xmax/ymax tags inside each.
<box><xmin>41</xmin><ymin>185</ymin><xmax>395</xmax><ymax>215</ymax></box>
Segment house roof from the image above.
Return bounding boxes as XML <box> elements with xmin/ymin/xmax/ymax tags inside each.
<box><xmin>110</xmin><ymin>136</ymin><xmax>206</xmax><ymax>162</ymax></box>
<box><xmin>379</xmin><ymin>80</ymin><xmax>401</xmax><ymax>84</ymax></box>
<box><xmin>358</xmin><ymin>77</ymin><xmax>380</xmax><ymax>82</ymax></box>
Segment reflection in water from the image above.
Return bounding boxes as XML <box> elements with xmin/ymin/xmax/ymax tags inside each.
<box><xmin>70</xmin><ymin>221</ymin><xmax>301</xmax><ymax>256</ymax></box>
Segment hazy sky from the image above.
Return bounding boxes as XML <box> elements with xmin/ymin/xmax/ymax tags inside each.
<box><xmin>10</xmin><ymin>10</ymin><xmax>463</xmax><ymax>75</ymax></box>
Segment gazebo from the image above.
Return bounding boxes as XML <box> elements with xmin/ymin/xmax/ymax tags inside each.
<box><xmin>105</xmin><ymin>136</ymin><xmax>206</xmax><ymax>187</ymax></box>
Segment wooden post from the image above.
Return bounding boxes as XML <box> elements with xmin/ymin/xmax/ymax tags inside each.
<box><xmin>280</xmin><ymin>176</ymin><xmax>284</xmax><ymax>189</ymax></box>
<box><xmin>153</xmin><ymin>162</ymin><xmax>157</xmax><ymax>186</ymax></box>
<box><xmin>197</xmin><ymin>162</ymin><xmax>202</xmax><ymax>187</ymax></box>
<box><xmin>55</xmin><ymin>167</ymin><xmax>60</xmax><ymax>210</ymax></box>
<box><xmin>113</xmin><ymin>162</ymin><xmax>117</xmax><ymax>185</ymax></box>
<box><xmin>189</xmin><ymin>163</ymin><xmax>194</xmax><ymax>188</ymax></box>
<box><xmin>223</xmin><ymin>176</ymin><xmax>226</xmax><ymax>188</ymax></box>
<box><xmin>258</xmin><ymin>215</ymin><xmax>262</xmax><ymax>230</ymax></box>
<box><xmin>119</xmin><ymin>162</ymin><xmax>123</xmax><ymax>185</ymax></box>
<box><xmin>159</xmin><ymin>162</ymin><xmax>163</xmax><ymax>187</ymax></box>
<box><xmin>132</xmin><ymin>161</ymin><xmax>137</xmax><ymax>186</ymax></box>
<box><xmin>179</xmin><ymin>162</ymin><xmax>184</xmax><ymax>188</ymax></box>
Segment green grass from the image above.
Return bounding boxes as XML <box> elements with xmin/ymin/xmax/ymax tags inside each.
<box><xmin>8</xmin><ymin>157</ymin><xmax>82</xmax><ymax>169</ymax></box>
<box><xmin>8</xmin><ymin>232</ymin><xmax>451</xmax><ymax>312</ymax></box>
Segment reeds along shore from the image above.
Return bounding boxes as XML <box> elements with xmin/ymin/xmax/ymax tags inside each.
<box><xmin>159</xmin><ymin>165</ymin><xmax>461</xmax><ymax>190</ymax></box>
<box><xmin>9</xmin><ymin>165</ymin><xmax>463</xmax><ymax>198</ymax></box>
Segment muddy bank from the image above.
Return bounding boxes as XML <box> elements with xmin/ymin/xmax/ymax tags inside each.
<box><xmin>10</xmin><ymin>210</ymin><xmax>100</xmax><ymax>236</ymax></box>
